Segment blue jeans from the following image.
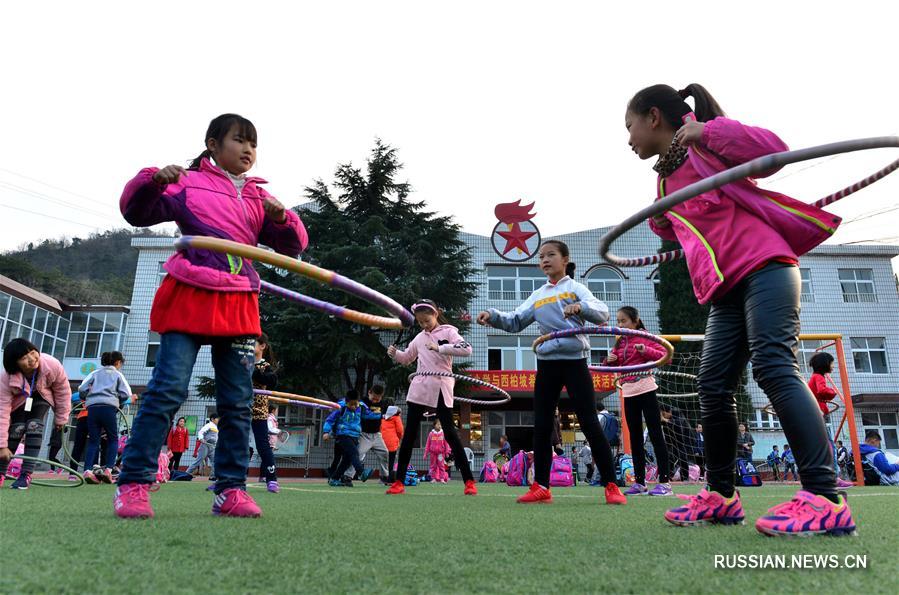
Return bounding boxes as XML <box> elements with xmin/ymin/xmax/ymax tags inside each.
<box><xmin>334</xmin><ymin>436</ymin><xmax>363</xmax><ymax>479</ymax></box>
<box><xmin>117</xmin><ymin>332</ymin><xmax>255</xmax><ymax>492</ymax></box>
<box><xmin>84</xmin><ymin>405</ymin><xmax>119</xmax><ymax>471</ymax></box>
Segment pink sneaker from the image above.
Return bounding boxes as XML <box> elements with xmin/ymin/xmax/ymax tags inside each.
<box><xmin>83</xmin><ymin>470</ymin><xmax>100</xmax><ymax>485</ymax></box>
<box><xmin>0</xmin><ymin>475</ymin><xmax>4</xmax><ymax>488</ymax></box>
<box><xmin>212</xmin><ymin>488</ymin><xmax>262</xmax><ymax>517</ymax></box>
<box><xmin>755</xmin><ymin>491</ymin><xmax>856</xmax><ymax>537</ymax></box>
<box><xmin>664</xmin><ymin>488</ymin><xmax>745</xmax><ymax>527</ymax></box>
<box><xmin>113</xmin><ymin>483</ymin><xmax>156</xmax><ymax>519</ymax></box>
<box><xmin>98</xmin><ymin>469</ymin><xmax>114</xmax><ymax>484</ymax></box>
<box><xmin>836</xmin><ymin>478</ymin><xmax>854</xmax><ymax>488</ymax></box>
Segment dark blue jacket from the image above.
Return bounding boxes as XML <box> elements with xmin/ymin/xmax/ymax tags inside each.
<box><xmin>323</xmin><ymin>402</ymin><xmax>369</xmax><ymax>438</ymax></box>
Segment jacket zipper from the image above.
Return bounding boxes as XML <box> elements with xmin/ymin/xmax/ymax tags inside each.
<box><xmin>659</xmin><ymin>177</ymin><xmax>725</xmax><ymax>283</ymax></box>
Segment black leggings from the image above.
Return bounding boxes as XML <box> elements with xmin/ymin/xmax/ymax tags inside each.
<box><xmin>0</xmin><ymin>398</ymin><xmax>51</xmax><ymax>476</ymax></box>
<box><xmin>69</xmin><ymin>417</ymin><xmax>89</xmax><ymax>471</ymax></box>
<box><xmin>251</xmin><ymin>419</ymin><xmax>277</xmax><ymax>482</ymax></box>
<box><xmin>623</xmin><ymin>390</ymin><xmax>670</xmax><ymax>484</ymax></box>
<box><xmin>699</xmin><ymin>263</ymin><xmax>836</xmax><ymax>498</ymax></box>
<box><xmin>169</xmin><ymin>451</ymin><xmax>183</xmax><ymax>471</ymax></box>
<box><xmin>387</xmin><ymin>450</ymin><xmax>397</xmax><ymax>483</ymax></box>
<box><xmin>534</xmin><ymin>359</ymin><xmax>615</xmax><ymax>487</ymax></box>
<box><xmin>395</xmin><ymin>394</ymin><xmax>473</xmax><ymax>483</ymax></box>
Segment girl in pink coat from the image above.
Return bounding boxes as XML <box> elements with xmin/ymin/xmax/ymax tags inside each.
<box><xmin>425</xmin><ymin>420</ymin><xmax>451</xmax><ymax>482</ymax></box>
<box><xmin>385</xmin><ymin>300</ymin><xmax>477</xmax><ymax>496</ymax></box>
<box><xmin>625</xmin><ymin>83</ymin><xmax>854</xmax><ymax>537</ymax></box>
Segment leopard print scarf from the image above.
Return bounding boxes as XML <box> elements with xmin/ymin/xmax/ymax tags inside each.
<box><xmin>653</xmin><ymin>138</ymin><xmax>688</xmax><ymax>177</ymax></box>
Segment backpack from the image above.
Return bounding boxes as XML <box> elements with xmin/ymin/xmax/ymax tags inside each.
<box><xmin>549</xmin><ymin>456</ymin><xmax>574</xmax><ymax>487</ymax></box>
<box><xmin>736</xmin><ymin>458</ymin><xmax>762</xmax><ymax>486</ymax></box>
<box><xmin>479</xmin><ymin>460</ymin><xmax>499</xmax><ymax>483</ymax></box>
<box><xmin>614</xmin><ymin>453</ymin><xmax>634</xmax><ymax>486</ymax></box>
<box><xmin>599</xmin><ymin>411</ymin><xmax>621</xmax><ymax>448</ymax></box>
<box><xmin>170</xmin><ymin>470</ymin><xmax>193</xmax><ymax>481</ymax></box>
<box><xmin>506</xmin><ymin>450</ymin><xmax>530</xmax><ymax>486</ymax></box>
<box><xmin>404</xmin><ymin>465</ymin><xmax>419</xmax><ymax>486</ymax></box>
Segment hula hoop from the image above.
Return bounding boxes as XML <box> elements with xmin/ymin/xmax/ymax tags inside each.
<box><xmin>614</xmin><ymin>370</ymin><xmax>698</xmax><ymax>398</ymax></box>
<box><xmin>8</xmin><ymin>455</ymin><xmax>85</xmax><ymax>487</ymax></box>
<box><xmin>532</xmin><ymin>326</ymin><xmax>673</xmax><ymax>373</ymax></box>
<box><xmin>175</xmin><ymin>236</ymin><xmax>414</xmax><ymax>329</ymax></box>
<box><xmin>407</xmin><ymin>371</ymin><xmax>512</xmax><ymax>406</ymax></box>
<box><xmin>599</xmin><ymin>136</ymin><xmax>899</xmax><ymax>267</ymax></box>
<box><xmin>254</xmin><ymin>389</ymin><xmax>339</xmax><ymax>410</ymax></box>
<box><xmin>61</xmin><ymin>406</ymin><xmax>131</xmax><ymax>469</ymax></box>
<box><xmin>763</xmin><ymin>401</ymin><xmax>841</xmax><ymax>417</ymax></box>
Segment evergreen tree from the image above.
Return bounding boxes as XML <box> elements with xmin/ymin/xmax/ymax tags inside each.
<box><xmin>260</xmin><ymin>140</ymin><xmax>477</xmax><ymax>401</ymax></box>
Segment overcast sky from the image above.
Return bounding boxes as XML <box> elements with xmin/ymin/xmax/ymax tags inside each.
<box><xmin>2</xmin><ymin>1</ymin><xmax>898</xmax><ymax>268</ymax></box>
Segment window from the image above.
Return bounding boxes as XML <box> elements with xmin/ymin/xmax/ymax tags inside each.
<box><xmin>585</xmin><ymin>267</ymin><xmax>622</xmax><ymax>301</ymax></box>
<box><xmin>800</xmin><ymin>268</ymin><xmax>814</xmax><ymax>303</ymax></box>
<box><xmin>486</xmin><ymin>265</ymin><xmax>546</xmax><ymax>301</ymax></box>
<box><xmin>65</xmin><ymin>312</ymin><xmax>126</xmax><ymax>359</ymax></box>
<box><xmin>487</xmin><ymin>336</ymin><xmax>537</xmax><ymax>370</ymax></box>
<box><xmin>861</xmin><ymin>412</ymin><xmax>899</xmax><ymax>452</ymax></box>
<box><xmin>839</xmin><ymin>269</ymin><xmax>876</xmax><ymax>303</ymax></box>
<box><xmin>0</xmin><ymin>293</ymin><xmax>66</xmax><ymax>356</ymax></box>
<box><xmin>590</xmin><ymin>336</ymin><xmax>614</xmax><ymax>366</ymax></box>
<box><xmin>157</xmin><ymin>262</ymin><xmax>167</xmax><ymax>287</ymax></box>
<box><xmin>851</xmin><ymin>337</ymin><xmax>888</xmax><ymax>374</ymax></box>
<box><xmin>146</xmin><ymin>331</ymin><xmax>161</xmax><ymax>367</ymax></box>
<box><xmin>649</xmin><ymin>268</ymin><xmax>660</xmax><ymax>301</ymax></box>
<box><xmin>797</xmin><ymin>339</ymin><xmax>830</xmax><ymax>375</ymax></box>
<box><xmin>749</xmin><ymin>409</ymin><xmax>782</xmax><ymax>430</ymax></box>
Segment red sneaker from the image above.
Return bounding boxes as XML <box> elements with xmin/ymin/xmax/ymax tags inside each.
<box><xmin>385</xmin><ymin>481</ymin><xmax>405</xmax><ymax>495</ymax></box>
<box><xmin>98</xmin><ymin>468</ymin><xmax>114</xmax><ymax>484</ymax></box>
<box><xmin>604</xmin><ymin>483</ymin><xmax>627</xmax><ymax>505</ymax></box>
<box><xmin>113</xmin><ymin>483</ymin><xmax>156</xmax><ymax>519</ymax></box>
<box><xmin>212</xmin><ymin>488</ymin><xmax>262</xmax><ymax>518</ymax></box>
<box><xmin>464</xmin><ymin>480</ymin><xmax>478</xmax><ymax>495</ymax></box>
<box><xmin>517</xmin><ymin>483</ymin><xmax>552</xmax><ymax>504</ymax></box>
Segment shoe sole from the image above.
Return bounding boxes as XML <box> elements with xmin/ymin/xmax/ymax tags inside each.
<box><xmin>115</xmin><ymin>512</ymin><xmax>154</xmax><ymax>519</ymax></box>
<box><xmin>756</xmin><ymin>525</ymin><xmax>857</xmax><ymax>537</ymax></box>
<box><xmin>516</xmin><ymin>499</ymin><xmax>553</xmax><ymax>504</ymax></box>
<box><xmin>212</xmin><ymin>511</ymin><xmax>262</xmax><ymax>518</ymax></box>
<box><xmin>666</xmin><ymin>516</ymin><xmax>745</xmax><ymax>527</ymax></box>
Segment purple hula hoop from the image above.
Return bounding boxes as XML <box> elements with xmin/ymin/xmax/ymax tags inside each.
<box><xmin>531</xmin><ymin>326</ymin><xmax>674</xmax><ymax>373</ymax></box>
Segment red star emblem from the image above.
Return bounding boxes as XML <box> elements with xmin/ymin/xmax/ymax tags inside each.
<box><xmin>497</xmin><ymin>223</ymin><xmax>537</xmax><ymax>255</ymax></box>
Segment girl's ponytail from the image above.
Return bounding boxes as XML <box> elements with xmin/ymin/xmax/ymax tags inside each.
<box><xmin>189</xmin><ymin>149</ymin><xmax>213</xmax><ymax>171</ymax></box>
<box><xmin>565</xmin><ymin>262</ymin><xmax>576</xmax><ymax>278</ymax></box>
<box><xmin>677</xmin><ymin>84</ymin><xmax>726</xmax><ymax>122</ymax></box>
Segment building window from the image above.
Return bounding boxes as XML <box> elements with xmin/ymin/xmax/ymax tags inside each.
<box><xmin>797</xmin><ymin>339</ymin><xmax>831</xmax><ymax>376</ymax></box>
<box><xmin>839</xmin><ymin>269</ymin><xmax>876</xmax><ymax>303</ymax></box>
<box><xmin>486</xmin><ymin>265</ymin><xmax>545</xmax><ymax>301</ymax></box>
<box><xmin>851</xmin><ymin>337</ymin><xmax>888</xmax><ymax>374</ymax></box>
<box><xmin>649</xmin><ymin>268</ymin><xmax>660</xmax><ymax>301</ymax></box>
<box><xmin>66</xmin><ymin>312</ymin><xmax>126</xmax><ymax>359</ymax></box>
<box><xmin>157</xmin><ymin>262</ymin><xmax>167</xmax><ymax>288</ymax></box>
<box><xmin>861</xmin><ymin>412</ymin><xmax>899</xmax><ymax>452</ymax></box>
<box><xmin>487</xmin><ymin>336</ymin><xmax>537</xmax><ymax>370</ymax></box>
<box><xmin>585</xmin><ymin>267</ymin><xmax>622</xmax><ymax>302</ymax></box>
<box><xmin>589</xmin><ymin>336</ymin><xmax>614</xmax><ymax>366</ymax></box>
<box><xmin>749</xmin><ymin>409</ymin><xmax>782</xmax><ymax>430</ymax></box>
<box><xmin>800</xmin><ymin>268</ymin><xmax>814</xmax><ymax>303</ymax></box>
<box><xmin>146</xmin><ymin>331</ymin><xmax>161</xmax><ymax>367</ymax></box>
<box><xmin>0</xmin><ymin>294</ymin><xmax>67</xmax><ymax>356</ymax></box>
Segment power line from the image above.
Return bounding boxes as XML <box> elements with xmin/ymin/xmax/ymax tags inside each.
<box><xmin>0</xmin><ymin>202</ymin><xmax>105</xmax><ymax>229</ymax></box>
<box><xmin>0</xmin><ymin>166</ymin><xmax>111</xmax><ymax>207</ymax></box>
<box><xmin>0</xmin><ymin>180</ymin><xmax>120</xmax><ymax>223</ymax></box>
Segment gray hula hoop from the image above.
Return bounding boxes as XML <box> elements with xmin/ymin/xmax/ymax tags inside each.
<box><xmin>614</xmin><ymin>370</ymin><xmax>698</xmax><ymax>399</ymax></box>
<box><xmin>408</xmin><ymin>371</ymin><xmax>512</xmax><ymax>406</ymax></box>
<box><xmin>599</xmin><ymin>136</ymin><xmax>899</xmax><ymax>267</ymax></box>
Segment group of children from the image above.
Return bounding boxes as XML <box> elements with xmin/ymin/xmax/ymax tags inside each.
<box><xmin>0</xmin><ymin>83</ymin><xmax>861</xmax><ymax>536</ymax></box>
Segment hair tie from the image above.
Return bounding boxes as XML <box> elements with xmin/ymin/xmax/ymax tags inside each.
<box><xmin>677</xmin><ymin>87</ymin><xmax>691</xmax><ymax>99</ymax></box>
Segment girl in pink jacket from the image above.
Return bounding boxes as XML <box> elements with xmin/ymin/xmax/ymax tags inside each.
<box><xmin>0</xmin><ymin>338</ymin><xmax>72</xmax><ymax>490</ymax></box>
<box><xmin>605</xmin><ymin>307</ymin><xmax>672</xmax><ymax>497</ymax></box>
<box><xmin>626</xmin><ymin>83</ymin><xmax>854</xmax><ymax>537</ymax></box>
<box><xmin>385</xmin><ymin>300</ymin><xmax>477</xmax><ymax>496</ymax></box>
<box><xmin>425</xmin><ymin>420</ymin><xmax>451</xmax><ymax>482</ymax></box>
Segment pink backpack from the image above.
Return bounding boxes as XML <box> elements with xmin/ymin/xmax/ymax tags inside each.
<box><xmin>505</xmin><ymin>450</ymin><xmax>530</xmax><ymax>486</ymax></box>
<box><xmin>6</xmin><ymin>444</ymin><xmax>25</xmax><ymax>478</ymax></box>
<box><xmin>479</xmin><ymin>460</ymin><xmax>499</xmax><ymax>483</ymax></box>
<box><xmin>549</xmin><ymin>455</ymin><xmax>574</xmax><ymax>487</ymax></box>
<box><xmin>156</xmin><ymin>452</ymin><xmax>171</xmax><ymax>483</ymax></box>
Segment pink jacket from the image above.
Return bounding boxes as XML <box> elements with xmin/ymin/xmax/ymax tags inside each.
<box><xmin>426</xmin><ymin>429</ymin><xmax>450</xmax><ymax>456</ymax></box>
<box><xmin>649</xmin><ymin>117</ymin><xmax>841</xmax><ymax>304</ymax></box>
<box><xmin>605</xmin><ymin>336</ymin><xmax>666</xmax><ymax>397</ymax></box>
<box><xmin>390</xmin><ymin>325</ymin><xmax>472</xmax><ymax>408</ymax></box>
<box><xmin>0</xmin><ymin>353</ymin><xmax>72</xmax><ymax>444</ymax></box>
<box><xmin>120</xmin><ymin>158</ymin><xmax>309</xmax><ymax>293</ymax></box>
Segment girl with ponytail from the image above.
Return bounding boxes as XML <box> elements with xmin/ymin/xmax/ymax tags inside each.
<box><xmin>477</xmin><ymin>240</ymin><xmax>625</xmax><ymax>505</ymax></box>
<box><xmin>625</xmin><ymin>84</ymin><xmax>854</xmax><ymax>537</ymax></box>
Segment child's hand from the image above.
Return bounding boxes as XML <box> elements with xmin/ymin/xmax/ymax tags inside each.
<box><xmin>674</xmin><ymin>120</ymin><xmax>705</xmax><ymax>146</ymax></box>
<box><xmin>426</xmin><ymin>342</ymin><xmax>439</xmax><ymax>352</ymax></box>
<box><xmin>651</xmin><ymin>214</ymin><xmax>670</xmax><ymax>228</ymax></box>
<box><xmin>387</xmin><ymin>345</ymin><xmax>397</xmax><ymax>358</ymax></box>
<box><xmin>153</xmin><ymin>165</ymin><xmax>188</xmax><ymax>185</ymax></box>
<box><xmin>606</xmin><ymin>353</ymin><xmax>618</xmax><ymax>363</ymax></box>
<box><xmin>0</xmin><ymin>447</ymin><xmax>11</xmax><ymax>462</ymax></box>
<box><xmin>635</xmin><ymin>344</ymin><xmax>645</xmax><ymax>353</ymax></box>
<box><xmin>263</xmin><ymin>196</ymin><xmax>287</xmax><ymax>224</ymax></box>
<box><xmin>476</xmin><ymin>311</ymin><xmax>491</xmax><ymax>326</ymax></box>
<box><xmin>322</xmin><ymin>433</ymin><xmax>330</xmax><ymax>441</ymax></box>
<box><xmin>563</xmin><ymin>304</ymin><xmax>582</xmax><ymax>318</ymax></box>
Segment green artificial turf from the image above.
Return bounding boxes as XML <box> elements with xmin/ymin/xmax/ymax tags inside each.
<box><xmin>1</xmin><ymin>481</ymin><xmax>896</xmax><ymax>594</ymax></box>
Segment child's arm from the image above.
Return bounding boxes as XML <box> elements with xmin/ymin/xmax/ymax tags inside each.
<box><xmin>809</xmin><ymin>374</ymin><xmax>838</xmax><ymax>400</ymax></box>
<box><xmin>437</xmin><ymin>329</ymin><xmax>473</xmax><ymax>358</ymax></box>
<box><xmin>119</xmin><ymin>168</ymin><xmax>186</xmax><ymax>227</ymax></box>
<box><xmin>322</xmin><ymin>408</ymin><xmax>341</xmax><ymax>436</ymax></box>
<box><xmin>0</xmin><ymin>371</ymin><xmax>13</xmax><ymax>450</ymax></box>
<box><xmin>649</xmin><ymin>214</ymin><xmax>678</xmax><ymax>242</ymax></box>
<box><xmin>256</xmin><ymin>188</ymin><xmax>309</xmax><ymax>258</ymax></box>
<box><xmin>77</xmin><ymin>370</ymin><xmax>96</xmax><ymax>397</ymax></box>
<box><xmin>570</xmin><ymin>284</ymin><xmax>610</xmax><ymax>326</ymax></box>
<box><xmin>267</xmin><ymin>416</ymin><xmax>279</xmax><ymax>435</ymax></box>
<box><xmin>115</xmin><ymin>372</ymin><xmax>134</xmax><ymax>405</ymax></box>
<box><xmin>700</xmin><ymin>117</ymin><xmax>789</xmax><ymax>174</ymax></box>
<box><xmin>396</xmin><ymin>418</ymin><xmax>404</xmax><ymax>440</ymax></box>
<box><xmin>636</xmin><ymin>338</ymin><xmax>667</xmax><ymax>362</ymax></box>
<box><xmin>50</xmin><ymin>366</ymin><xmax>72</xmax><ymax>428</ymax></box>
<box><xmin>390</xmin><ymin>336</ymin><xmax>420</xmax><ymax>366</ymax></box>
<box><xmin>487</xmin><ymin>294</ymin><xmax>537</xmax><ymax>333</ymax></box>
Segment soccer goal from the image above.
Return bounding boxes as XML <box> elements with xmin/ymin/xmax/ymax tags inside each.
<box><xmin>615</xmin><ymin>334</ymin><xmax>864</xmax><ymax>485</ymax></box>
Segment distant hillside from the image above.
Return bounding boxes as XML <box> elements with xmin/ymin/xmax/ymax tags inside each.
<box><xmin>0</xmin><ymin>228</ymin><xmax>172</xmax><ymax>305</ymax></box>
